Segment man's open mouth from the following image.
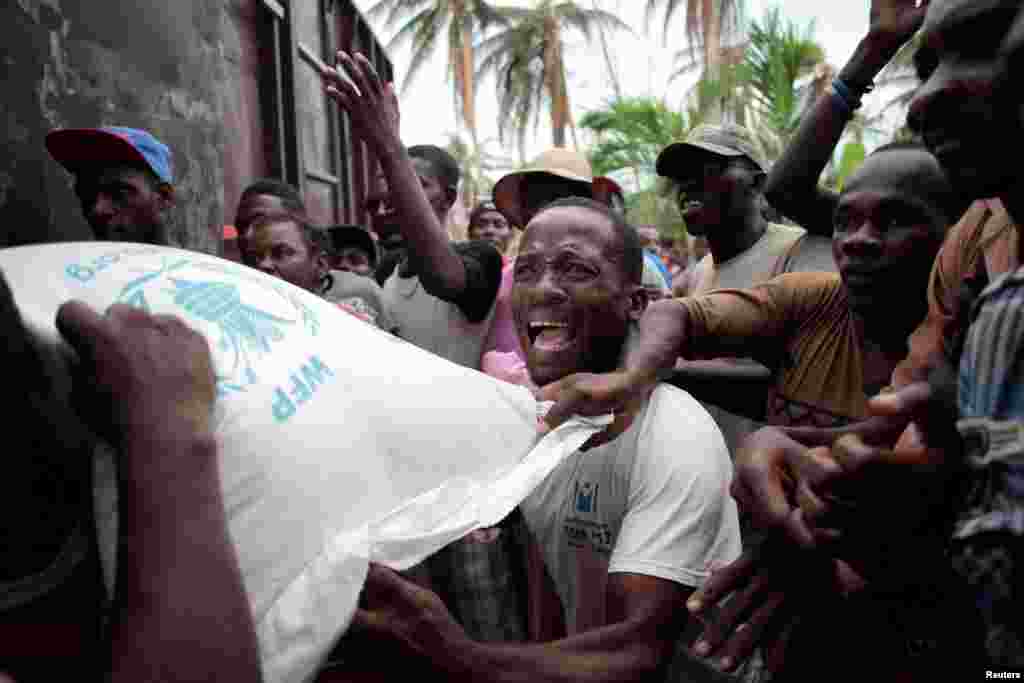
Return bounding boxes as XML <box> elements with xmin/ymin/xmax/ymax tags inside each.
<box><xmin>682</xmin><ymin>200</ymin><xmax>705</xmax><ymax>220</ymax></box>
<box><xmin>527</xmin><ymin>321</ymin><xmax>577</xmax><ymax>352</ymax></box>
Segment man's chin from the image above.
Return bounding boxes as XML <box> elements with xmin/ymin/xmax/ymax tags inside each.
<box><xmin>525</xmin><ymin>358</ymin><xmax>579</xmax><ymax>389</ymax></box>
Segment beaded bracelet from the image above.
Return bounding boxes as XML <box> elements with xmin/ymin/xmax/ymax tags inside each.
<box><xmin>832</xmin><ymin>77</ymin><xmax>862</xmax><ymax>113</ymax></box>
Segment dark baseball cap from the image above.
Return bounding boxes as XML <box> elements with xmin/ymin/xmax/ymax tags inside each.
<box><xmin>656</xmin><ymin>123</ymin><xmax>768</xmax><ymax>178</ymax></box>
<box><xmin>46</xmin><ymin>126</ymin><xmax>173</xmax><ymax>184</ymax></box>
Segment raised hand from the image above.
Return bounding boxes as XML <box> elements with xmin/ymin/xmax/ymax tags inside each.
<box><xmin>730</xmin><ymin>427</ymin><xmax>843</xmax><ymax>549</ymax></box>
<box><xmin>320</xmin><ymin>51</ymin><xmax>401</xmax><ymax>150</ymax></box>
<box><xmin>56</xmin><ymin>301</ymin><xmax>215</xmax><ymax>452</ymax></box>
<box><xmin>537</xmin><ymin>369</ymin><xmax>653</xmax><ymax>448</ymax></box>
<box><xmin>352</xmin><ymin>564</ymin><xmax>470</xmax><ymax>677</ymax></box>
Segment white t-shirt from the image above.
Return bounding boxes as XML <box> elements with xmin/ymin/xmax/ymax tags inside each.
<box><xmin>520</xmin><ymin>384</ymin><xmax>741</xmax><ymax>634</ymax></box>
<box><xmin>382</xmin><ymin>272</ymin><xmax>495</xmax><ymax>370</ymax></box>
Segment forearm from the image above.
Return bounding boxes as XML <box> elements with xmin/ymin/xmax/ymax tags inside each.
<box><xmin>765</xmin><ymin>33</ymin><xmax>905</xmax><ymax>233</ymax></box>
<box><xmin>454</xmin><ymin>620</ymin><xmax>672</xmax><ymax>683</ymax></box>
<box><xmin>376</xmin><ymin>139</ymin><xmax>467</xmax><ymax>297</ymax></box>
<box><xmin>110</xmin><ymin>432</ymin><xmax>260</xmax><ymax>682</ymax></box>
<box><xmin>622</xmin><ymin>299</ymin><xmax>691</xmax><ymax>386</ymax></box>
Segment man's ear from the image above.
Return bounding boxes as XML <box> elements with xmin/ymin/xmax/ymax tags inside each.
<box><xmin>751</xmin><ymin>171</ymin><xmax>767</xmax><ymax>192</ymax></box>
<box><xmin>442</xmin><ymin>185</ymin><xmax>458</xmax><ymax>213</ymax></box>
<box><xmin>627</xmin><ymin>284</ymin><xmax>649</xmax><ymax>322</ymax></box>
<box><xmin>157</xmin><ymin>183</ymin><xmax>175</xmax><ymax>211</ymax></box>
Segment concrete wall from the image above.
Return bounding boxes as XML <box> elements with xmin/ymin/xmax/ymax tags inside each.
<box><xmin>2</xmin><ymin>0</ymin><xmax>237</xmax><ymax>254</ymax></box>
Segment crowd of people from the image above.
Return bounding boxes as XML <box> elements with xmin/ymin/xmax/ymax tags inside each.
<box><xmin>6</xmin><ymin>0</ymin><xmax>1024</xmax><ymax>680</ymax></box>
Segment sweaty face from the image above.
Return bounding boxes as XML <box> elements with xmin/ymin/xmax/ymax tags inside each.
<box><xmin>832</xmin><ymin>150</ymin><xmax>952</xmax><ymax>316</ymax></box>
<box><xmin>334</xmin><ymin>246</ymin><xmax>374</xmax><ymax>277</ymax></box>
<box><xmin>908</xmin><ymin>0</ymin><xmax>1024</xmax><ymax>199</ymax></box>
<box><xmin>469</xmin><ymin>209</ymin><xmax>513</xmax><ymax>252</ymax></box>
<box><xmin>674</xmin><ymin>155</ymin><xmax>759</xmax><ymax>237</ymax></box>
<box><xmin>512</xmin><ymin>206</ymin><xmax>641</xmax><ymax>387</ymax></box>
<box><xmin>74</xmin><ymin>166</ymin><xmax>168</xmax><ymax>243</ymax></box>
<box><xmin>242</xmin><ymin>220</ymin><xmax>325</xmax><ymax>293</ymax></box>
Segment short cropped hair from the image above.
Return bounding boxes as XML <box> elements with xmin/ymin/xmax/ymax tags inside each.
<box><xmin>408</xmin><ymin>145</ymin><xmax>460</xmax><ymax>191</ymax></box>
<box><xmin>240</xmin><ymin>178</ymin><xmax>305</xmax><ymax>214</ymax></box>
<box><xmin>864</xmin><ymin>141</ymin><xmax>970</xmax><ymax>224</ymax></box>
<box><xmin>246</xmin><ymin>212</ymin><xmax>329</xmax><ymax>258</ymax></box>
<box><xmin>534</xmin><ymin>196</ymin><xmax>644</xmax><ymax>285</ymax></box>
<box><xmin>468</xmin><ymin>200</ymin><xmax>506</xmax><ymax>229</ymax></box>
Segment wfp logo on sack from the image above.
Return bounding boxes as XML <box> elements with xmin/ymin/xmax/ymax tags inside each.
<box><xmin>574</xmin><ymin>481</ymin><xmax>598</xmax><ymax>514</ymax></box>
<box><xmin>63</xmin><ymin>247</ymin><xmax>323</xmax><ymax>409</ymax></box>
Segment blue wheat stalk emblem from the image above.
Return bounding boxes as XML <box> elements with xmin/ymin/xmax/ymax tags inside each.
<box><xmin>168</xmin><ymin>278</ymin><xmax>293</xmax><ymax>386</ymax></box>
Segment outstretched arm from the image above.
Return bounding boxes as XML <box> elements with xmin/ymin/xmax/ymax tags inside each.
<box><xmin>319</xmin><ymin>52</ymin><xmax>468</xmax><ymax>300</ymax></box>
<box><xmin>765</xmin><ymin>0</ymin><xmax>929</xmax><ymax>234</ymax></box>
<box><xmin>354</xmin><ymin>565</ymin><xmax>689</xmax><ymax>683</ymax></box>
<box><xmin>57</xmin><ymin>302</ymin><xmax>260</xmax><ymax>683</ymax></box>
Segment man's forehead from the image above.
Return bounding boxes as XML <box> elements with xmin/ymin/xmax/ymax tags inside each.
<box><xmin>521</xmin><ymin>214</ymin><xmax>618</xmax><ymax>257</ymax></box>
<box><xmin>843</xmin><ymin>150</ymin><xmax>949</xmax><ymax>205</ymax></box>
<box><xmin>79</xmin><ymin>165</ymin><xmax>149</xmax><ymax>185</ymax></box>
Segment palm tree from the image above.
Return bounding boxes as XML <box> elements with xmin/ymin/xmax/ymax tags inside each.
<box><xmin>476</xmin><ymin>1</ymin><xmax>629</xmax><ymax>155</ymax></box>
<box><xmin>579</xmin><ymin>96</ymin><xmax>689</xmax><ymax>189</ymax></box>
<box><xmin>367</xmin><ymin>0</ymin><xmax>506</xmax><ymax>144</ymax></box>
<box><xmin>737</xmin><ymin>7</ymin><xmax>825</xmax><ymax>158</ymax></box>
<box><xmin>647</xmin><ymin>0</ymin><xmax>746</xmax><ymax>120</ymax></box>
<box><xmin>444</xmin><ymin>134</ymin><xmax>515</xmax><ymax>208</ymax></box>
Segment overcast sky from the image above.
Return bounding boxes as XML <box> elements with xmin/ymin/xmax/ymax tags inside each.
<box><xmin>352</xmin><ymin>1</ymin><xmax>888</xmax><ymax>173</ymax></box>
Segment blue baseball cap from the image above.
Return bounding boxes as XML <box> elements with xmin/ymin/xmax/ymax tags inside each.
<box><xmin>46</xmin><ymin>126</ymin><xmax>173</xmax><ymax>184</ymax></box>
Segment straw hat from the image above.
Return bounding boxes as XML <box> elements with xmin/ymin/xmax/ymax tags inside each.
<box><xmin>493</xmin><ymin>147</ymin><xmax>593</xmax><ymax>228</ymax></box>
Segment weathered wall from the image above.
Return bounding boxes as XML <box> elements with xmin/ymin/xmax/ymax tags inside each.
<box><xmin>1</xmin><ymin>0</ymin><xmax>237</xmax><ymax>254</ymax></box>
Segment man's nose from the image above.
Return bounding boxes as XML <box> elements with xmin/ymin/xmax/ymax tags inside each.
<box><xmin>532</xmin><ymin>268</ymin><xmax>569</xmax><ymax>303</ymax></box>
<box><xmin>88</xmin><ymin>192</ymin><xmax>116</xmax><ymax>220</ymax></box>
<box><xmin>256</xmin><ymin>255</ymin><xmax>277</xmax><ymax>274</ymax></box>
<box><xmin>840</xmin><ymin>221</ymin><xmax>884</xmax><ymax>257</ymax></box>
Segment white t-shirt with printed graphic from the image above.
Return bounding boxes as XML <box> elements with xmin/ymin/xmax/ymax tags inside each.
<box><xmin>520</xmin><ymin>383</ymin><xmax>741</xmax><ymax>634</ymax></box>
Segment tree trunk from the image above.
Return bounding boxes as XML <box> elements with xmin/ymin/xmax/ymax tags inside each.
<box><xmin>460</xmin><ymin>23</ymin><xmax>478</xmax><ymax>146</ymax></box>
<box><xmin>701</xmin><ymin>0</ymin><xmax>723</xmax><ymax>122</ymax></box>
<box><xmin>594</xmin><ymin>1</ymin><xmax>622</xmax><ymax>101</ymax></box>
<box><xmin>543</xmin><ymin>17</ymin><xmax>568</xmax><ymax>147</ymax></box>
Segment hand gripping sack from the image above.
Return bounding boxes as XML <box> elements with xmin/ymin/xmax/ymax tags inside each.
<box><xmin>0</xmin><ymin>243</ymin><xmax>609</xmax><ymax>682</ymax></box>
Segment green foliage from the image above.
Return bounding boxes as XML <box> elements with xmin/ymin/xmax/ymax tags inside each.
<box><xmin>476</xmin><ymin>1</ymin><xmax>630</xmax><ymax>157</ymax></box>
<box><xmin>738</xmin><ymin>7</ymin><xmax>824</xmax><ymax>145</ymax></box>
<box><xmin>579</xmin><ymin>97</ymin><xmax>688</xmax><ymax>181</ymax></box>
<box><xmin>835</xmin><ymin>140</ymin><xmax>866</xmax><ymax>191</ymax></box>
<box><xmin>626</xmin><ymin>182</ymin><xmax>687</xmax><ymax>242</ymax></box>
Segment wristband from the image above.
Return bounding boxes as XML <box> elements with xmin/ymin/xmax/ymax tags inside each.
<box><xmin>832</xmin><ymin>77</ymin><xmax>860</xmax><ymax>111</ymax></box>
<box><xmin>829</xmin><ymin>83</ymin><xmax>854</xmax><ymax>118</ymax></box>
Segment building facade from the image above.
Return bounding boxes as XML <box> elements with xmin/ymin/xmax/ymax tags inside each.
<box><xmin>3</xmin><ymin>0</ymin><xmax>392</xmax><ymax>253</ymax></box>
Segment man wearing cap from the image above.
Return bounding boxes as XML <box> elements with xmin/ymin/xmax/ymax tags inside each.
<box><xmin>46</xmin><ymin>127</ymin><xmax>175</xmax><ymax>245</ymax></box>
<box><xmin>660</xmin><ymin>123</ymin><xmax>805</xmax><ymax>298</ymax></box>
<box><xmin>657</xmin><ymin>124</ymin><xmax>805</xmax><ymax>460</ymax></box>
